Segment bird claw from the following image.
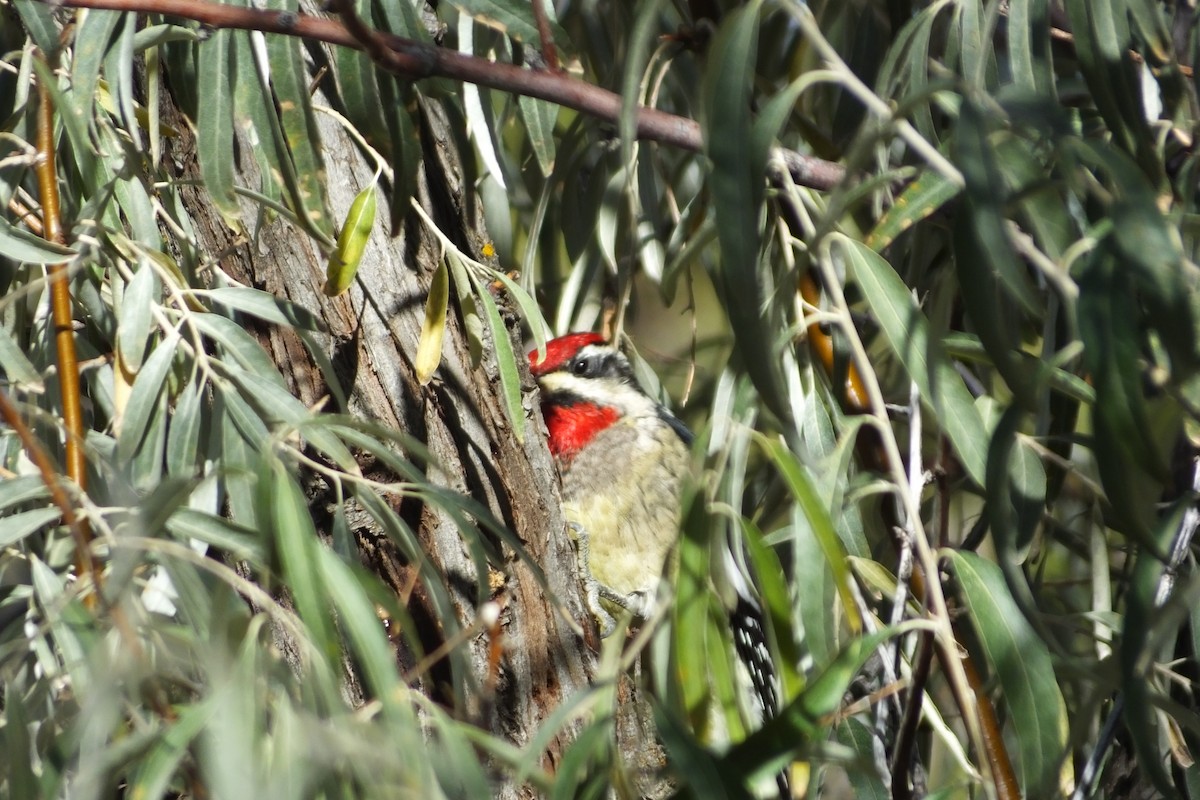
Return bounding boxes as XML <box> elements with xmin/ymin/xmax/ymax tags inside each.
<box><xmin>567</xmin><ymin>521</ymin><xmax>627</xmax><ymax>638</ymax></box>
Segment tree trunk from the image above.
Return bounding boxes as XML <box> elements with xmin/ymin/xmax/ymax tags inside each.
<box><xmin>157</xmin><ymin>46</ymin><xmax>599</xmax><ymax>794</ymax></box>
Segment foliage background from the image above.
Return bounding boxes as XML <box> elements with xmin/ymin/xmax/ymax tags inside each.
<box><xmin>2</xmin><ymin>0</ymin><xmax>1200</xmax><ymax>798</ymax></box>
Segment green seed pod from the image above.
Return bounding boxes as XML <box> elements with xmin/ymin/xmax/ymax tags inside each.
<box><xmin>323</xmin><ymin>182</ymin><xmax>377</xmax><ymax>297</ymax></box>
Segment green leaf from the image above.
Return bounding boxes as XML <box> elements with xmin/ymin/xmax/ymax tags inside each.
<box><xmin>0</xmin><ymin>507</ymin><xmax>62</xmax><ymax>546</ymax></box>
<box><xmin>469</xmin><ymin>265</ymin><xmax>525</xmax><ymax>444</ymax></box>
<box><xmin>757</xmin><ymin>435</ymin><xmax>861</xmax><ymax>635</ymax></box>
<box><xmin>949</xmin><ymin>551</ymin><xmax>1068</xmax><ymax>796</ymax></box>
<box><xmin>416</xmin><ymin>260</ymin><xmax>449</xmax><ymax>385</ymax></box>
<box><xmin>104</xmin><ymin>12</ymin><xmax>141</xmax><ymax>151</ymax></box>
<box><xmin>71</xmin><ymin>9</ymin><xmax>121</xmax><ymax>110</ymax></box>
<box><xmin>196</xmin><ymin>29</ymin><xmax>240</xmax><ymax>224</ymax></box>
<box><xmin>985</xmin><ymin>404</ymin><xmax>1046</xmax><ymax>562</ymax></box>
<box><xmin>0</xmin><ymin>475</ymin><xmax>50</xmax><ymax>511</ymax></box>
<box><xmin>703</xmin><ymin>0</ymin><xmax>791</xmax><ymax>427</ymax></box>
<box><xmin>264</xmin><ymin>4</ymin><xmax>333</xmax><ymax>241</ymax></box>
<box><xmin>265</xmin><ymin>457</ymin><xmax>338</xmax><ymax>663</ymax></box>
<box><xmin>12</xmin><ymin>0</ymin><xmax>61</xmax><ymax>54</ymax></box>
<box><xmin>188</xmin><ymin>313</ymin><xmax>287</xmax><ymax>386</ymax></box>
<box><xmin>741</xmin><ymin>518</ymin><xmax>804</xmax><ymax>700</ymax></box>
<box><xmin>1077</xmin><ymin>245</ymin><xmax>1167</xmax><ymax>540</ymax></box>
<box><xmin>1006</xmin><ymin>0</ymin><xmax>1055</xmax><ymax>97</ymax></box>
<box><xmin>117</xmin><ymin>260</ymin><xmax>159</xmax><ymax>371</ymax></box>
<box><xmin>835</xmin><ymin>234</ymin><xmax>988</xmax><ymax>485</ymax></box>
<box><xmin>835</xmin><ymin>719</ymin><xmax>889</xmax><ymax>800</ymax></box>
<box><xmin>865</xmin><ymin>170</ymin><xmax>961</xmax><ymax>252</ymax></box>
<box><xmin>200</xmin><ymin>286</ymin><xmax>326</xmax><ymax>332</ymax></box>
<box><xmin>230</xmin><ymin>29</ymin><xmax>281</xmax><ymax>207</ymax></box>
<box><xmin>317</xmin><ymin>553</ymin><xmax>404</xmax><ymax>705</ymax></box>
<box><xmin>127</xmin><ymin>700</ymin><xmax>211</xmax><ymax>799</ymax></box>
<box><xmin>725</xmin><ymin>627</ymin><xmax>900</xmax><ymax>780</ymax></box>
<box><xmin>617</xmin><ymin>0</ymin><xmax>666</xmax><ymax>165</ymax></box>
<box><xmin>1120</xmin><ymin>510</ymin><xmax>1187</xmax><ymax>798</ymax></box>
<box><xmin>518</xmin><ymin>93</ymin><xmax>559</xmax><ymax>178</ymax></box>
<box><xmin>375</xmin><ymin>77</ymin><xmax>422</xmax><ymax>229</ymax></box>
<box><xmin>447</xmin><ymin>0</ymin><xmax>570</xmax><ymax>46</ymax></box>
<box><xmin>117</xmin><ymin>332</ymin><xmax>179</xmax><ymax>464</ymax></box>
<box><xmin>4</xmin><ymin>682</ymin><xmax>37</xmax><ymax>797</ymax></box>
<box><xmin>671</xmin><ymin>491</ymin><xmax>720</xmax><ymax>735</ymax></box>
<box><xmin>166</xmin><ymin>379</ymin><xmax>204</xmax><ymax>477</ymax></box>
<box><xmin>165</xmin><ymin>508</ymin><xmax>264</xmax><ymax>562</ymax></box>
<box><xmin>0</xmin><ymin>216</ymin><xmax>77</xmax><ymax>263</ymax></box>
<box><xmin>1069</xmin><ymin>139</ymin><xmax>1199</xmax><ymax>375</ymax></box>
<box><xmin>954</xmin><ymin>103</ymin><xmax>1041</xmax><ymax>413</ymax></box>
<box><xmin>333</xmin><ymin>29</ymin><xmax>390</xmax><ymax>154</ymax></box>
<box><xmin>1064</xmin><ymin>0</ymin><xmax>1160</xmax><ymax>178</ymax></box>
<box><xmin>0</xmin><ymin>323</ymin><xmax>42</xmax><ymax>389</ymax></box>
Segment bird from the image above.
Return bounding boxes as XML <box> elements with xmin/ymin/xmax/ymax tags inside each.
<box><xmin>528</xmin><ymin>332</ymin><xmax>692</xmax><ymax>635</ymax></box>
<box><xmin>529</xmin><ymin>332</ymin><xmax>790</xmax><ymax>796</ymax></box>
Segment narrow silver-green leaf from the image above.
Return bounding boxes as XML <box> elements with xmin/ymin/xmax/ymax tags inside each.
<box><xmin>866</xmin><ymin>170</ymin><xmax>961</xmax><ymax>252</ymax></box>
<box><xmin>188</xmin><ymin>313</ymin><xmax>287</xmax><ymax>387</ymax></box>
<box><xmin>117</xmin><ymin>332</ymin><xmax>179</xmax><ymax>463</ymax></box>
<box><xmin>166</xmin><ymin>379</ymin><xmax>204</xmax><ymax>477</ymax></box>
<box><xmin>949</xmin><ymin>550</ymin><xmax>1068</xmax><ymax>796</ymax></box>
<box><xmin>758</xmin><ymin>435</ymin><xmax>861</xmax><ymax>634</ymax></box>
<box><xmin>117</xmin><ymin>261</ymin><xmax>158</xmax><ymax>371</ymax></box>
<box><xmin>262</xmin><ymin>1</ymin><xmax>331</xmax><ymax>241</ymax></box>
<box><xmin>127</xmin><ymin>700</ymin><xmax>211</xmax><ymax>799</ymax></box>
<box><xmin>836</xmin><ymin>235</ymin><xmax>988</xmax><ymax>485</ymax></box>
<box><xmin>0</xmin><ymin>475</ymin><xmax>50</xmax><ymax>511</ymax></box>
<box><xmin>517</xmin><ymin>94</ymin><xmax>559</xmax><ymax>178</ymax></box>
<box><xmin>266</xmin><ymin>458</ymin><xmax>338</xmax><ymax>662</ymax></box>
<box><xmin>200</xmin><ymin>286</ymin><xmax>326</xmax><ymax>331</ymax></box>
<box><xmin>0</xmin><ymin>508</ymin><xmax>62</xmax><ymax>546</ymax></box>
<box><xmin>448</xmin><ymin>0</ymin><xmax>570</xmax><ymax>45</ymax></box>
<box><xmin>71</xmin><ymin>8</ymin><xmax>121</xmax><ymax>115</ymax></box>
<box><xmin>165</xmin><ymin>508</ymin><xmax>263</xmax><ymax>561</ymax></box>
<box><xmin>0</xmin><ymin>216</ymin><xmax>78</xmax><ymax>263</ymax></box>
<box><xmin>1006</xmin><ymin>0</ymin><xmax>1055</xmax><ymax>97</ymax></box>
<box><xmin>471</xmin><ymin>268</ymin><xmax>525</xmax><ymax>443</ymax></box>
<box><xmin>196</xmin><ymin>29</ymin><xmax>240</xmax><ymax>224</ymax></box>
<box><xmin>0</xmin><ymin>323</ymin><xmax>42</xmax><ymax>388</ymax></box>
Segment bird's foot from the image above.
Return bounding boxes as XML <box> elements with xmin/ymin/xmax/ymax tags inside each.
<box><xmin>567</xmin><ymin>521</ymin><xmax>629</xmax><ymax>638</ymax></box>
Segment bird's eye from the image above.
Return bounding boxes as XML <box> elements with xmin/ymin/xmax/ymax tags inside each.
<box><xmin>572</xmin><ymin>358</ymin><xmax>588</xmax><ymax>376</ymax></box>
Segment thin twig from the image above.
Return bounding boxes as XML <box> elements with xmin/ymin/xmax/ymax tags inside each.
<box><xmin>53</xmin><ymin>0</ymin><xmax>846</xmax><ymax>191</ymax></box>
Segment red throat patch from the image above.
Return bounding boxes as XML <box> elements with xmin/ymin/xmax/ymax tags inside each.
<box><xmin>543</xmin><ymin>401</ymin><xmax>620</xmax><ymax>459</ymax></box>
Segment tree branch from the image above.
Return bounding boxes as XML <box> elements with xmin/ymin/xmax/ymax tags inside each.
<box><xmin>52</xmin><ymin>0</ymin><xmax>846</xmax><ymax>191</ymax></box>
<box><xmin>35</xmin><ymin>64</ymin><xmax>97</xmax><ymax>596</ymax></box>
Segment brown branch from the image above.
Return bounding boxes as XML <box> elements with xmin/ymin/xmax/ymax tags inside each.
<box><xmin>8</xmin><ymin>196</ymin><xmax>44</xmax><ymax>236</ymax></box>
<box><xmin>529</xmin><ymin>0</ymin><xmax>559</xmax><ymax>72</ymax></box>
<box><xmin>35</xmin><ymin>63</ymin><xmax>96</xmax><ymax>594</ymax></box>
<box><xmin>52</xmin><ymin>0</ymin><xmax>846</xmax><ymax>191</ymax></box>
<box><xmin>0</xmin><ymin>389</ymin><xmax>98</xmax><ymax>592</ymax></box>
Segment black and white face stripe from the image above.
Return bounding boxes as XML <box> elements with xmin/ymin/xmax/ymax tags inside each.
<box><xmin>558</xmin><ymin>343</ymin><xmax>640</xmax><ymax>385</ymax></box>
<box><xmin>539</xmin><ymin>346</ymin><xmax>653</xmax><ymax>413</ymax></box>
<box><xmin>536</xmin><ymin>342</ymin><xmax>693</xmax><ymax>446</ymax></box>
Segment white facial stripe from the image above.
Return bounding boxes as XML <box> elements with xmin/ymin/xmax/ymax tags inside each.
<box><xmin>537</xmin><ymin>372</ymin><xmax>658</xmax><ymax>418</ymax></box>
